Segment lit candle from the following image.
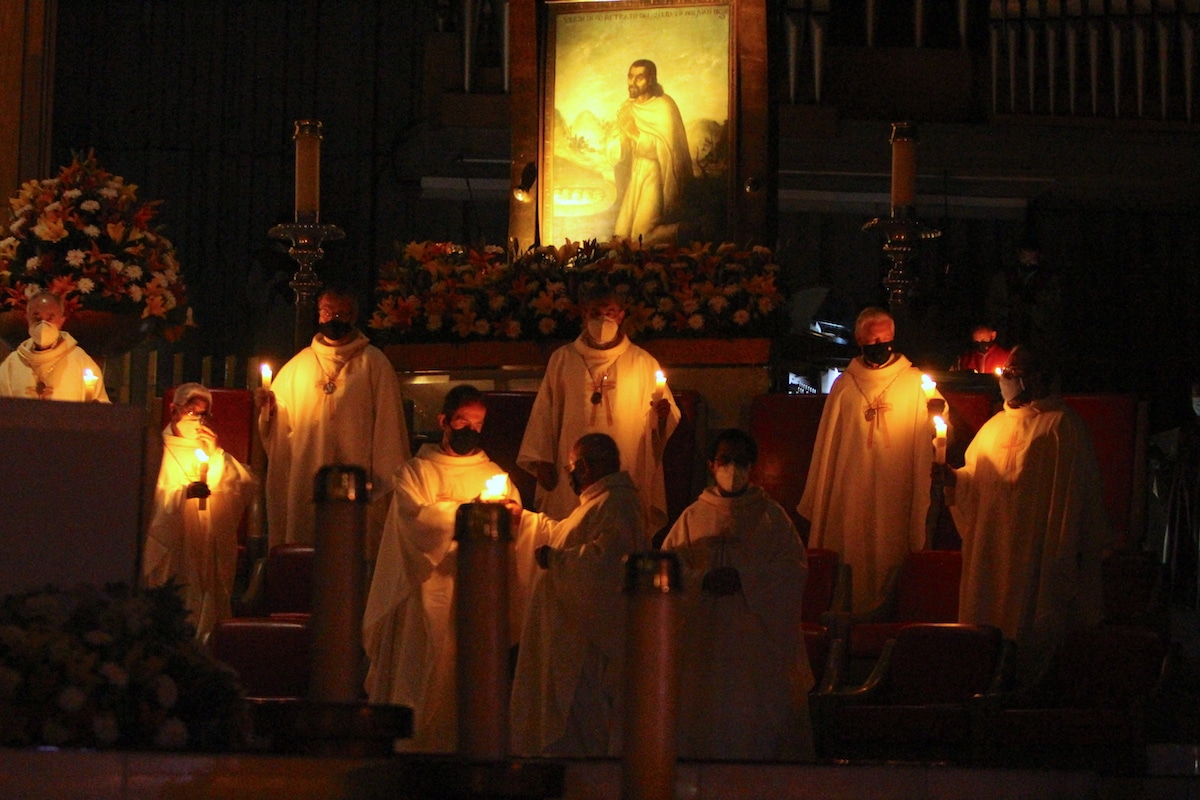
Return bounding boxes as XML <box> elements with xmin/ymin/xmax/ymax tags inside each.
<box><xmin>293</xmin><ymin>119</ymin><xmax>322</xmax><ymax>223</ymax></box>
<box><xmin>479</xmin><ymin>473</ymin><xmax>508</xmax><ymax>501</ymax></box>
<box><xmin>652</xmin><ymin>369</ymin><xmax>666</xmax><ymax>402</ymax></box>
<box><xmin>890</xmin><ymin>121</ymin><xmax>917</xmax><ymax>210</ymax></box>
<box><xmin>994</xmin><ymin>367</ymin><xmax>1004</xmax><ymax>378</ymax></box>
<box><xmin>82</xmin><ymin>368</ymin><xmax>99</xmax><ymax>402</ymax></box>
<box><xmin>932</xmin><ymin>415</ymin><xmax>948</xmax><ymax>465</ymax></box>
<box><xmin>194</xmin><ymin>449</ymin><xmax>210</xmax><ymax>510</ymax></box>
<box><xmin>921</xmin><ymin>373</ymin><xmax>937</xmax><ymax>401</ymax></box>
<box><xmin>260</xmin><ymin>363</ymin><xmax>273</xmax><ymax>391</ymax></box>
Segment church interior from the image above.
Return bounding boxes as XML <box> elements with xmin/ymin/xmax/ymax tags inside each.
<box><xmin>2</xmin><ymin>0</ymin><xmax>1200</xmax><ymax>797</ymax></box>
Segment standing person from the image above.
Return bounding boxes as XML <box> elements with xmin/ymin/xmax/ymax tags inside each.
<box><xmin>798</xmin><ymin>307</ymin><xmax>939</xmax><ymax>612</ymax></box>
<box><xmin>510</xmin><ymin>433</ymin><xmax>646</xmax><ymax>757</ymax></box>
<box><xmin>937</xmin><ymin>345</ymin><xmax>1110</xmax><ymax>679</ymax></box>
<box><xmin>608</xmin><ymin>59</ymin><xmax>693</xmax><ymax>242</ymax></box>
<box><xmin>518</xmin><ymin>282</ymin><xmax>679</xmax><ymax>535</ymax></box>
<box><xmin>362</xmin><ymin>385</ymin><xmax>525</xmax><ymax>753</ymax></box>
<box><xmin>142</xmin><ymin>383</ymin><xmax>256</xmax><ymax>643</ymax></box>
<box><xmin>0</xmin><ymin>291</ymin><xmax>109</xmax><ymax>402</ymax></box>
<box><xmin>257</xmin><ymin>285</ymin><xmax>410</xmax><ymax>554</ymax></box>
<box><xmin>952</xmin><ymin>322</ymin><xmax>1012</xmax><ymax>375</ymax></box>
<box><xmin>661</xmin><ymin>429</ymin><xmax>814</xmax><ymax>762</ymax></box>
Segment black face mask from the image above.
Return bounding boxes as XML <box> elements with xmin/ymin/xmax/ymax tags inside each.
<box><xmin>319</xmin><ymin>320</ymin><xmax>354</xmax><ymax>341</ymax></box>
<box><xmin>567</xmin><ymin>464</ymin><xmax>586</xmax><ymax>496</ymax></box>
<box><xmin>447</xmin><ymin>426</ymin><xmax>482</xmax><ymax>455</ymax></box>
<box><xmin>975</xmin><ymin>340</ymin><xmax>993</xmax><ymax>354</ymax></box>
<box><xmin>861</xmin><ymin>341</ymin><xmax>893</xmax><ymax>367</ymax></box>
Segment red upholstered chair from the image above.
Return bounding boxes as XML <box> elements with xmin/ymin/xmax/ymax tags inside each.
<box><xmin>748</xmin><ymin>393</ymin><xmax>827</xmax><ymax>535</ymax></box>
<box><xmin>975</xmin><ymin>624</ymin><xmax>1170</xmax><ymax>775</ymax></box>
<box><xmin>1061</xmin><ymin>393</ymin><xmax>1144</xmax><ymax>550</ymax></box>
<box><xmin>210</xmin><ymin>614</ymin><xmax>311</xmax><ymax>699</ymax></box>
<box><xmin>803</xmin><ymin>547</ymin><xmax>851</xmax><ymax>625</ymax></box>
<box><xmin>479</xmin><ymin>390</ymin><xmax>539</xmax><ymax>511</ymax></box>
<box><xmin>264</xmin><ymin>544</ymin><xmax>315</xmax><ymax>615</ymax></box>
<box><xmin>812</xmin><ymin>623</ymin><xmax>1009</xmax><ymax>763</ymax></box>
<box><xmin>662</xmin><ymin>389</ymin><xmax>704</xmax><ymax>530</ymax></box>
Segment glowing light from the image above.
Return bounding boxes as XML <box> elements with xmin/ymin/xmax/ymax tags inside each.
<box><xmin>480</xmin><ymin>473</ymin><xmax>508</xmax><ymax>501</ymax></box>
<box><xmin>260</xmin><ymin>363</ymin><xmax>273</xmax><ymax>391</ymax></box>
<box><xmin>82</xmin><ymin>368</ymin><xmax>99</xmax><ymax>402</ymax></box>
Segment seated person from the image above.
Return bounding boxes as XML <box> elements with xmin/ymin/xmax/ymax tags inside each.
<box><xmin>953</xmin><ymin>322</ymin><xmax>1011</xmax><ymax>375</ymax></box>
<box><xmin>510</xmin><ymin>433</ymin><xmax>646</xmax><ymax>758</ymax></box>
<box><xmin>0</xmin><ymin>291</ymin><xmax>109</xmax><ymax>401</ymax></box>
<box><xmin>362</xmin><ymin>384</ymin><xmax>525</xmax><ymax>753</ymax></box>
<box><xmin>142</xmin><ymin>383</ymin><xmax>256</xmax><ymax>643</ymax></box>
<box><xmin>661</xmin><ymin>428</ymin><xmax>814</xmax><ymax>761</ymax></box>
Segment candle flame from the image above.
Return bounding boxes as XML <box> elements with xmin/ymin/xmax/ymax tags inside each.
<box><xmin>933</xmin><ymin>415</ymin><xmax>947</xmax><ymax>437</ymax></box>
<box><xmin>655</xmin><ymin>369</ymin><xmax>666</xmax><ymax>387</ymax></box>
<box><xmin>194</xmin><ymin>448</ymin><xmax>210</xmax><ymax>464</ymax></box>
<box><xmin>480</xmin><ymin>473</ymin><xmax>507</xmax><ymax>501</ymax></box>
<box><xmin>260</xmin><ymin>363</ymin><xmax>273</xmax><ymax>387</ymax></box>
<box><xmin>921</xmin><ymin>373</ymin><xmax>936</xmax><ymax>397</ymax></box>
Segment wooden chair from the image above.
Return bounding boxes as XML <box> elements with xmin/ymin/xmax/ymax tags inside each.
<box><xmin>812</xmin><ymin>622</ymin><xmax>1010</xmax><ymax>763</ymax></box>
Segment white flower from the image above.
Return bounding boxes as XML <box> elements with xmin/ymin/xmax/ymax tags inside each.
<box><xmin>23</xmin><ymin>284</ymin><xmax>39</xmax><ymax>298</ymax></box>
<box><xmin>66</xmin><ymin>249</ymin><xmax>87</xmax><ymax>267</ymax></box>
<box><xmin>8</xmin><ymin>218</ymin><xmax>25</xmax><ymax>234</ymax></box>
<box><xmin>538</xmin><ymin>317</ymin><xmax>557</xmax><ymax>335</ymax></box>
<box><xmin>99</xmin><ymin>187</ymin><xmax>117</xmax><ymax>199</ymax></box>
<box><xmin>129</xmin><ymin>285</ymin><xmax>144</xmax><ymax>302</ymax></box>
<box><xmin>707</xmin><ymin>295</ymin><xmax>729</xmax><ymax>313</ymax></box>
<box><xmin>682</xmin><ymin>298</ymin><xmax>700</xmax><ymax>314</ymax></box>
<box><xmin>163</xmin><ymin>268</ymin><xmax>177</xmax><ymax>284</ymax></box>
<box><xmin>732</xmin><ymin>309</ymin><xmax>751</xmax><ymax>325</ymax></box>
<box><xmin>155</xmin><ymin>674</ymin><xmax>178</xmax><ymax>709</ymax></box>
<box><xmin>76</xmin><ymin>278</ymin><xmax>95</xmax><ymax>294</ymax></box>
<box><xmin>83</xmin><ymin>225</ymin><xmax>101</xmax><ymax>238</ymax></box>
<box><xmin>57</xmin><ymin>685</ymin><xmax>88</xmax><ymax>713</ymax></box>
<box><xmin>151</xmin><ymin>273</ymin><xmax>169</xmax><ymax>289</ymax></box>
<box><xmin>504</xmin><ymin>319</ymin><xmax>522</xmax><ymax>338</ymax></box>
<box><xmin>687</xmin><ymin>313</ymin><xmax>705</xmax><ymax>330</ymax></box>
<box><xmin>100</xmin><ymin>662</ymin><xmax>128</xmax><ymax>687</ymax></box>
<box><xmin>25</xmin><ymin>256</ymin><xmax>40</xmax><ymax>271</ymax></box>
<box><xmin>473</xmin><ymin>319</ymin><xmax>490</xmax><ymax>335</ymax></box>
<box><xmin>153</xmin><ymin>717</ymin><xmax>189</xmax><ymax>749</ymax></box>
<box><xmin>651</xmin><ymin>314</ymin><xmax>667</xmax><ymax>331</ymax></box>
<box><xmin>657</xmin><ymin>297</ymin><xmax>675</xmax><ymax>312</ymax></box>
<box><xmin>44</xmin><ymin>201</ymin><xmax>61</xmax><ymax>213</ymax></box>
<box><xmin>426</xmin><ymin>314</ymin><xmax>443</xmax><ymax>331</ymax></box>
<box><xmin>92</xmin><ymin>713</ymin><xmax>120</xmax><ymax>746</ymax></box>
<box><xmin>80</xmin><ymin>199</ymin><xmax>100</xmax><ymax>212</ymax></box>
<box><xmin>63</xmin><ymin>189</ymin><xmax>82</xmax><ymax>200</ymax></box>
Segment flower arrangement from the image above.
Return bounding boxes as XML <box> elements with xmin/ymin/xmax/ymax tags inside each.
<box><xmin>0</xmin><ymin>582</ymin><xmax>246</xmax><ymax>751</ymax></box>
<box><xmin>369</xmin><ymin>238</ymin><xmax>787</xmax><ymax>345</ymax></box>
<box><xmin>0</xmin><ymin>151</ymin><xmax>190</xmax><ymax>340</ymax></box>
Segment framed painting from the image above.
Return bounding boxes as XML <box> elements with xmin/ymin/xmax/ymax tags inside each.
<box><xmin>508</xmin><ymin>0</ymin><xmax>769</xmax><ymax>249</ymax></box>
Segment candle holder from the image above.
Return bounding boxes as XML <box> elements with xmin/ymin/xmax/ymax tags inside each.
<box><xmin>862</xmin><ymin>211</ymin><xmax>941</xmax><ymax>312</ymax></box>
<box><xmin>269</xmin><ymin>221</ymin><xmax>346</xmax><ymax>353</ymax></box>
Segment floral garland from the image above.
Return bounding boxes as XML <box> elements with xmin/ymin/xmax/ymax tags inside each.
<box><xmin>0</xmin><ymin>151</ymin><xmax>191</xmax><ymax>340</ymax></box>
<box><xmin>0</xmin><ymin>582</ymin><xmax>246</xmax><ymax>751</ymax></box>
<box><xmin>369</xmin><ymin>238</ymin><xmax>787</xmax><ymax>345</ymax></box>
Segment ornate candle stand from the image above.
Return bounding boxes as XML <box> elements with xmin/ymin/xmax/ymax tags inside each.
<box><xmin>268</xmin><ymin>222</ymin><xmax>345</xmax><ymax>354</ymax></box>
<box><xmin>862</xmin><ymin>209</ymin><xmax>941</xmax><ymax>313</ymax></box>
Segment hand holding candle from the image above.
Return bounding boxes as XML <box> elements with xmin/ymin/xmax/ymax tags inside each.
<box><xmin>652</xmin><ymin>369</ymin><xmax>666</xmax><ymax>402</ymax></box>
<box><xmin>932</xmin><ymin>415</ymin><xmax>948</xmax><ymax>465</ymax></box>
<box><xmin>194</xmin><ymin>449</ymin><xmax>211</xmax><ymax>510</ymax></box>
<box><xmin>82</xmin><ymin>368</ymin><xmax>99</xmax><ymax>402</ymax></box>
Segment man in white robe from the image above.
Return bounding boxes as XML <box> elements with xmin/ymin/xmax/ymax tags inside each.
<box><xmin>518</xmin><ymin>285</ymin><xmax>679</xmax><ymax>535</ymax></box>
<box><xmin>609</xmin><ymin>59</ymin><xmax>692</xmax><ymax>242</ymax></box>
<box><xmin>940</xmin><ymin>345</ymin><xmax>1110</xmax><ymax>679</ymax></box>
<box><xmin>510</xmin><ymin>433</ymin><xmax>646</xmax><ymax>757</ymax></box>
<box><xmin>258</xmin><ymin>287</ymin><xmax>409</xmax><ymax>554</ymax></box>
<box><xmin>363</xmin><ymin>385</ymin><xmax>526</xmax><ymax>753</ymax></box>
<box><xmin>798</xmin><ymin>307</ymin><xmax>939</xmax><ymax>612</ymax></box>
<box><xmin>142</xmin><ymin>384</ymin><xmax>255</xmax><ymax>643</ymax></box>
<box><xmin>662</xmin><ymin>428</ymin><xmax>814</xmax><ymax>761</ymax></box>
<box><xmin>0</xmin><ymin>291</ymin><xmax>109</xmax><ymax>402</ymax></box>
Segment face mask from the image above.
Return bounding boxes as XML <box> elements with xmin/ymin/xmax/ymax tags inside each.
<box><xmin>999</xmin><ymin>374</ymin><xmax>1025</xmax><ymax>404</ymax></box>
<box><xmin>567</xmin><ymin>464</ymin><xmax>586</xmax><ymax>495</ymax></box>
<box><xmin>861</xmin><ymin>342</ymin><xmax>893</xmax><ymax>367</ymax></box>
<box><xmin>714</xmin><ymin>463</ymin><xmax>750</xmax><ymax>495</ymax></box>
<box><xmin>974</xmin><ymin>340</ymin><xmax>993</xmax><ymax>354</ymax></box>
<box><xmin>174</xmin><ymin>418</ymin><xmax>201</xmax><ymax>440</ymax></box>
<box><xmin>586</xmin><ymin>317</ymin><xmax>619</xmax><ymax>345</ymax></box>
<box><xmin>1192</xmin><ymin>398</ymin><xmax>1200</xmax><ymax>417</ymax></box>
<box><xmin>29</xmin><ymin>320</ymin><xmax>60</xmax><ymax>350</ymax></box>
<box><xmin>447</xmin><ymin>426</ymin><xmax>482</xmax><ymax>455</ymax></box>
<box><xmin>319</xmin><ymin>320</ymin><xmax>353</xmax><ymax>341</ymax></box>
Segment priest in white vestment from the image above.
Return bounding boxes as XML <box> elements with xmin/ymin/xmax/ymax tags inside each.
<box><xmin>608</xmin><ymin>59</ymin><xmax>693</xmax><ymax>242</ymax></box>
<box><xmin>258</xmin><ymin>287</ymin><xmax>409</xmax><ymax>554</ymax></box>
<box><xmin>142</xmin><ymin>384</ymin><xmax>255</xmax><ymax>643</ymax></box>
<box><xmin>798</xmin><ymin>307</ymin><xmax>939</xmax><ymax>612</ymax></box>
<box><xmin>662</xmin><ymin>428</ymin><xmax>814</xmax><ymax>761</ymax></box>
<box><xmin>0</xmin><ymin>291</ymin><xmax>110</xmax><ymax>402</ymax></box>
<box><xmin>363</xmin><ymin>385</ymin><xmax>527</xmax><ymax>753</ymax></box>
<box><xmin>518</xmin><ymin>285</ymin><xmax>679</xmax><ymax>535</ymax></box>
<box><xmin>940</xmin><ymin>345</ymin><xmax>1110</xmax><ymax>679</ymax></box>
<box><xmin>510</xmin><ymin>433</ymin><xmax>647</xmax><ymax>757</ymax></box>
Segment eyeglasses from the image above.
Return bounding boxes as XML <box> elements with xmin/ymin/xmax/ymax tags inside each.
<box><xmin>181</xmin><ymin>409</ymin><xmax>210</xmax><ymax>421</ymax></box>
<box><xmin>998</xmin><ymin>367</ymin><xmax>1024</xmax><ymax>380</ymax></box>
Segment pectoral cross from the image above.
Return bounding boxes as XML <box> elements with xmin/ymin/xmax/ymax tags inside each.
<box><xmin>864</xmin><ymin>398</ymin><xmax>892</xmax><ymax>448</ymax></box>
<box><xmin>1000</xmin><ymin>428</ymin><xmax>1023</xmax><ymax>475</ymax></box>
<box><xmin>589</xmin><ymin>374</ymin><xmax>616</xmax><ymax>426</ymax></box>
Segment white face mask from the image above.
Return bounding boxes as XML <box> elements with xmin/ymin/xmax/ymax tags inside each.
<box><xmin>714</xmin><ymin>463</ymin><xmax>750</xmax><ymax>495</ymax></box>
<box><xmin>28</xmin><ymin>320</ymin><xmax>60</xmax><ymax>350</ymax></box>
<box><xmin>999</xmin><ymin>374</ymin><xmax>1025</xmax><ymax>404</ymax></box>
<box><xmin>586</xmin><ymin>317</ymin><xmax>619</xmax><ymax>345</ymax></box>
<box><xmin>1192</xmin><ymin>398</ymin><xmax>1200</xmax><ymax>418</ymax></box>
<box><xmin>174</xmin><ymin>418</ymin><xmax>202</xmax><ymax>440</ymax></box>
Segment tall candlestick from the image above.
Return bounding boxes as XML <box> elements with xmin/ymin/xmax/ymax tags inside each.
<box><xmin>890</xmin><ymin>121</ymin><xmax>917</xmax><ymax>210</ymax></box>
<box><xmin>652</xmin><ymin>369</ymin><xmax>666</xmax><ymax>402</ymax></box>
<box><xmin>293</xmin><ymin>120</ymin><xmax>322</xmax><ymax>223</ymax></box>
<box><xmin>82</xmin><ymin>368</ymin><xmax>99</xmax><ymax>402</ymax></box>
<box><xmin>260</xmin><ymin>363</ymin><xmax>273</xmax><ymax>391</ymax></box>
<box><xmin>932</xmin><ymin>415</ymin><xmax>947</xmax><ymax>465</ymax></box>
